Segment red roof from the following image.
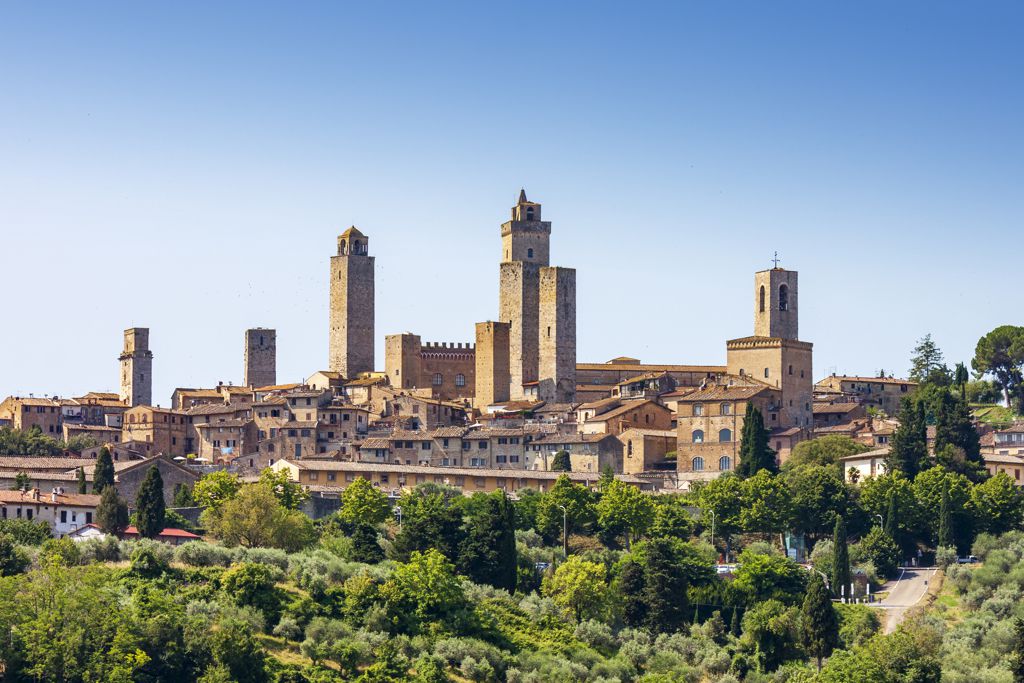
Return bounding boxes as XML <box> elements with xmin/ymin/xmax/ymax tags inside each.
<box><xmin>122</xmin><ymin>526</ymin><xmax>201</xmax><ymax>539</ymax></box>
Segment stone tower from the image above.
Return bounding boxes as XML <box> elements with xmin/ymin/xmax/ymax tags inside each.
<box><xmin>754</xmin><ymin>268</ymin><xmax>798</xmax><ymax>339</ymax></box>
<box><xmin>538</xmin><ymin>267</ymin><xmax>576</xmax><ymax>402</ymax></box>
<box><xmin>244</xmin><ymin>328</ymin><xmax>276</xmax><ymax>388</ymax></box>
<box><xmin>329</xmin><ymin>227</ymin><xmax>375</xmax><ymax>378</ymax></box>
<box><xmin>499</xmin><ymin>190</ymin><xmax>553</xmax><ymax>399</ymax></box>
<box><xmin>119</xmin><ymin>327</ymin><xmax>153</xmax><ymax>407</ymax></box>
<box><xmin>385</xmin><ymin>333</ymin><xmax>423</xmax><ymax>390</ymax></box>
<box><xmin>727</xmin><ymin>266</ymin><xmax>813</xmax><ymax>428</ymax></box>
<box><xmin>475</xmin><ymin>321</ymin><xmax>510</xmax><ymax>407</ymax></box>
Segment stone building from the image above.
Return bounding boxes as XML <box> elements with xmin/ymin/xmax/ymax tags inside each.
<box><xmin>329</xmin><ymin>227</ymin><xmax>375</xmax><ymax>378</ymax></box>
<box><xmin>0</xmin><ymin>396</ymin><xmax>62</xmax><ymax>436</ymax></box>
<box><xmin>119</xmin><ymin>327</ymin><xmax>153</xmax><ymax>407</ymax></box>
<box><xmin>384</xmin><ymin>334</ymin><xmax>476</xmax><ymax>401</ymax></box>
<box><xmin>122</xmin><ymin>406</ymin><xmax>189</xmax><ymax>457</ymax></box>
<box><xmin>474</xmin><ymin>321</ymin><xmax>510</xmax><ymax>408</ymax></box>
<box><xmin>575</xmin><ymin>358</ymin><xmax>724</xmax><ymax>402</ymax></box>
<box><xmin>726</xmin><ymin>268</ymin><xmax>814</xmax><ymax>430</ymax></box>
<box><xmin>244</xmin><ymin>328</ymin><xmax>277</xmax><ymax>388</ymax></box>
<box><xmin>814</xmin><ymin>374</ymin><xmax>916</xmax><ymax>416</ymax></box>
<box><xmin>619</xmin><ymin>428</ymin><xmax>677</xmax><ymax>474</ymax></box>
<box><xmin>578</xmin><ymin>399</ymin><xmax>674</xmax><ymax>436</ymax></box>
<box><xmin>493</xmin><ymin>191</ymin><xmax>577</xmax><ymax>403</ymax></box>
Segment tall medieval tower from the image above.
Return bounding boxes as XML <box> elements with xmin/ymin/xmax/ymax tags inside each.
<box><xmin>496</xmin><ymin>191</ymin><xmax>576</xmax><ymax>402</ymax></box>
<box><xmin>726</xmin><ymin>267</ymin><xmax>813</xmax><ymax>428</ymax></box>
<box><xmin>244</xmin><ymin>328</ymin><xmax>277</xmax><ymax>388</ymax></box>
<box><xmin>329</xmin><ymin>227</ymin><xmax>375</xmax><ymax>378</ymax></box>
<box><xmin>119</xmin><ymin>327</ymin><xmax>153</xmax><ymax>407</ymax></box>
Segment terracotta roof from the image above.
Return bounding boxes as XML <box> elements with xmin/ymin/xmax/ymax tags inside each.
<box><xmin>0</xmin><ymin>489</ymin><xmax>100</xmax><ymax>506</ymax></box>
<box><xmin>194</xmin><ymin>419</ymin><xmax>249</xmax><ymax>429</ymax></box>
<box><xmin>676</xmin><ymin>384</ymin><xmax>774</xmax><ymax>402</ymax></box>
<box><xmin>431</xmin><ymin>426</ymin><xmax>470</xmax><ymax>438</ymax></box>
<box><xmin>838</xmin><ymin>446</ymin><xmax>890</xmax><ymax>461</ymax></box>
<box><xmin>578</xmin><ymin>396</ymin><xmax>622</xmax><ymax>412</ymax></box>
<box><xmin>585</xmin><ymin>400</ymin><xmax>668</xmax><ymax>423</ymax></box>
<box><xmin>79</xmin><ymin>392</ymin><xmax>121</xmax><ymax>401</ymax></box>
<box><xmin>813</xmin><ymin>403</ymin><xmax>863</xmax><ymax>415</ymax></box>
<box><xmin>616</xmin><ymin>371</ymin><xmax>669</xmax><ymax>386</ymax></box>
<box><xmin>122</xmin><ymin>526</ymin><xmax>201</xmax><ymax>539</ymax></box>
<box><xmin>345</xmin><ymin>377</ymin><xmax>383</xmax><ymax>387</ymax></box>
<box><xmin>531</xmin><ymin>433</ymin><xmax>614</xmax><ymax>445</ymax></box>
<box><xmin>279</xmin><ymin>458</ymin><xmax>641</xmax><ymax>483</ymax></box>
<box><xmin>997</xmin><ymin>423</ymin><xmax>1024</xmax><ymax>434</ymax></box>
<box><xmin>176</xmin><ymin>389</ymin><xmax>224</xmax><ymax>398</ymax></box>
<box><xmin>770</xmin><ymin>427</ymin><xmax>803</xmax><ymax>437</ymax></box>
<box><xmin>64</xmin><ymin>424</ymin><xmax>119</xmax><ymax>432</ymax></box>
<box><xmin>255</xmin><ymin>383</ymin><xmax>302</xmax><ymax>392</ymax></box>
<box><xmin>185</xmin><ymin>403</ymin><xmax>238</xmax><ymax>416</ymax></box>
<box><xmin>534</xmin><ymin>402</ymin><xmax>578</xmax><ymax>414</ymax></box>
<box><xmin>618</xmin><ymin>428</ymin><xmax>676</xmax><ymax>438</ymax></box>
<box><xmin>0</xmin><ymin>456</ymin><xmax>94</xmax><ymax>471</ymax></box>
<box><xmin>985</xmin><ymin>452</ymin><xmax>1024</xmax><ymax>464</ymax></box>
<box><xmin>577</xmin><ymin>362</ymin><xmax>724</xmax><ymax>373</ymax></box>
<box><xmin>4</xmin><ymin>397</ymin><xmax>59</xmax><ymax>407</ymax></box>
<box><xmin>358</xmin><ymin>438</ymin><xmax>391</xmax><ymax>450</ymax></box>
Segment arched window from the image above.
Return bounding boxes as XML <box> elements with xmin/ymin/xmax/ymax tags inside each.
<box><xmin>432</xmin><ymin>373</ymin><xmax>443</xmax><ymax>386</ymax></box>
<box><xmin>455</xmin><ymin>373</ymin><xmax>466</xmax><ymax>387</ymax></box>
<box><xmin>719</xmin><ymin>428</ymin><xmax>732</xmax><ymax>443</ymax></box>
<box><xmin>692</xmin><ymin>429</ymin><xmax>704</xmax><ymax>444</ymax></box>
<box><xmin>692</xmin><ymin>456</ymin><xmax>705</xmax><ymax>472</ymax></box>
<box><xmin>719</xmin><ymin>456</ymin><xmax>732</xmax><ymax>471</ymax></box>
<box><xmin>339</xmin><ymin>239</ymin><xmax>347</xmax><ymax>255</ymax></box>
<box><xmin>779</xmin><ymin>284</ymin><xmax>789</xmax><ymax>311</ymax></box>
<box><xmin>721</xmin><ymin>403</ymin><xmax>732</xmax><ymax>416</ymax></box>
<box><xmin>759</xmin><ymin>285</ymin><xmax>766</xmax><ymax>312</ymax></box>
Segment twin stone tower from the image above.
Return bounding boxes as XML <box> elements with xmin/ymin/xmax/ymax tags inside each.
<box><xmin>328</xmin><ymin>191</ymin><xmax>577</xmax><ymax>406</ymax></box>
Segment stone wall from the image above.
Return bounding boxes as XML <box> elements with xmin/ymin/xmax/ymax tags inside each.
<box><xmin>475</xmin><ymin>321</ymin><xmax>510</xmax><ymax>407</ymax></box>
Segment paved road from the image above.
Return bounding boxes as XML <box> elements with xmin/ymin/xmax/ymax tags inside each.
<box><xmin>872</xmin><ymin>567</ymin><xmax>938</xmax><ymax>633</ymax></box>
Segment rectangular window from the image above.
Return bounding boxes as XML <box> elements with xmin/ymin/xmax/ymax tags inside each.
<box><xmin>478</xmin><ymin>441</ymin><xmax>487</xmax><ymax>449</ymax></box>
<box><xmin>60</xmin><ymin>510</ymin><xmax>67</xmax><ymax>523</ymax></box>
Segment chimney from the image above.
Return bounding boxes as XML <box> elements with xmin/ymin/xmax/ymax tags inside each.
<box><xmin>51</xmin><ymin>489</ymin><xmax>57</xmax><ymax>503</ymax></box>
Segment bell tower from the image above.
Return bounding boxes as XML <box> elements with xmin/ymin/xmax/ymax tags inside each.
<box><xmin>754</xmin><ymin>267</ymin><xmax>798</xmax><ymax>340</ymax></box>
<box><xmin>329</xmin><ymin>227</ymin><xmax>375</xmax><ymax>378</ymax></box>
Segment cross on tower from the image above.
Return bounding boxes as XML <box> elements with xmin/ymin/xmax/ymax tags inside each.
<box><xmin>771</xmin><ymin>251</ymin><xmax>781</xmax><ymax>268</ymax></box>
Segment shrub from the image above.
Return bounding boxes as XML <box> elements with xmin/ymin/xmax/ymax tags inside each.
<box><xmin>175</xmin><ymin>541</ymin><xmax>234</xmax><ymax>567</ymax></box>
<box><xmin>39</xmin><ymin>537</ymin><xmax>81</xmax><ymax>567</ymax></box>
<box><xmin>936</xmin><ymin>545</ymin><xmax>958</xmax><ymax>569</ymax></box>
<box><xmin>574</xmin><ymin>619</ymin><xmax>616</xmax><ymax>651</ymax></box>
<box><xmin>130</xmin><ymin>544</ymin><xmax>170</xmax><ymax>577</ymax></box>
<box><xmin>234</xmin><ymin>547</ymin><xmax>290</xmax><ymax>571</ymax></box>
<box><xmin>272</xmin><ymin>616</ymin><xmax>303</xmax><ymax>641</ymax></box>
<box><xmin>77</xmin><ymin>535</ymin><xmax>122</xmax><ymax>563</ymax></box>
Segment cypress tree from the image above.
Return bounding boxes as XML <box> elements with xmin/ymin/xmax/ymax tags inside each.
<box><xmin>802</xmin><ymin>573</ymin><xmax>839</xmax><ymax>670</ymax></box>
<box><xmin>884</xmin><ymin>489</ymin><xmax>900</xmax><ymax>557</ymax></box>
<box><xmin>77</xmin><ymin>467</ymin><xmax>87</xmax><ymax>494</ymax></box>
<box><xmin>349</xmin><ymin>523</ymin><xmax>385</xmax><ymax>564</ymax></box>
<box><xmin>457</xmin><ymin>491</ymin><xmax>517</xmax><ymax>591</ymax></box>
<box><xmin>736</xmin><ymin>402</ymin><xmax>777</xmax><ymax>478</ymax></box>
<box><xmin>938</xmin><ymin>478</ymin><xmax>954</xmax><ymax>549</ymax></box>
<box><xmin>93</xmin><ymin>447</ymin><xmax>115</xmax><ymax>493</ymax></box>
<box><xmin>96</xmin><ymin>486</ymin><xmax>129</xmax><ymax>535</ymax></box>
<box><xmin>618</xmin><ymin>558</ymin><xmax>647</xmax><ymax>628</ymax></box>
<box><xmin>887</xmin><ymin>398</ymin><xmax>928</xmax><ymax>478</ymax></box>
<box><xmin>1011</xmin><ymin>618</ymin><xmax>1024</xmax><ymax>683</ymax></box>
<box><xmin>641</xmin><ymin>538</ymin><xmax>690</xmax><ymax>633</ymax></box>
<box><xmin>135</xmin><ymin>465</ymin><xmax>166</xmax><ymax>539</ymax></box>
<box><xmin>551</xmin><ymin>450</ymin><xmax>572</xmax><ymax>472</ymax></box>
<box><xmin>730</xmin><ymin>605</ymin><xmax>741</xmax><ymax>637</ymax></box>
<box><xmin>831</xmin><ymin>515</ymin><xmax>851</xmax><ymax>601</ymax></box>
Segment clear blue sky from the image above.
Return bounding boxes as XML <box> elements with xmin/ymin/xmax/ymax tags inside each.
<box><xmin>1</xmin><ymin>2</ymin><xmax>1020</xmax><ymax>404</ymax></box>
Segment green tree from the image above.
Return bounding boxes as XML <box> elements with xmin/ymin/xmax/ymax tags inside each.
<box><xmin>832</xmin><ymin>515</ymin><xmax>851</xmax><ymax>601</ymax></box>
<box><xmin>193</xmin><ymin>470</ymin><xmax>243</xmax><ymax>510</ymax></box>
<box><xmin>0</xmin><ymin>533</ymin><xmax>29</xmax><ymax>576</ymax></box>
<box><xmin>972</xmin><ymin>325</ymin><xmax>1024</xmax><ymax>411</ymax></box>
<box><xmin>11</xmin><ymin>471</ymin><xmax>30</xmax><ymax>491</ymax></box>
<box><xmin>208</xmin><ymin>617</ymin><xmax>269</xmax><ymax>683</ymax></box>
<box><xmin>92</xmin><ymin>446</ymin><xmax>115</xmax><ymax>493</ymax></box>
<box><xmin>172</xmin><ymin>482</ymin><xmax>195</xmax><ymax>506</ymax></box>
<box><xmin>971</xmin><ymin>471</ymin><xmax>1024</xmax><ymax>535</ymax></box>
<box><xmin>913</xmin><ymin>466</ymin><xmax>973</xmax><ymax>551</ymax></box>
<box><xmin>338</xmin><ymin>476</ymin><xmax>391</xmax><ymax>525</ymax></box>
<box><xmin>458</xmin><ymin>491</ymin><xmax>517</xmax><ymax>591</ymax></box>
<box><xmin>740</xmin><ymin>470</ymin><xmax>794</xmax><ymax>539</ymax></box>
<box><xmin>785</xmin><ymin>464</ymin><xmax>849</xmax><ymax>541</ymax></box>
<box><xmin>802</xmin><ymin>573</ymin><xmax>839</xmax><ymax>670</ymax></box>
<box><xmin>910</xmin><ymin>333</ymin><xmax>946</xmax><ymax>383</ymax></box>
<box><xmin>649</xmin><ymin>494</ymin><xmax>695</xmax><ymax>539</ymax></box>
<box><xmin>391</xmin><ymin>486</ymin><xmax>465</xmax><ymax>562</ymax></box>
<box><xmin>550</xmin><ymin>450</ymin><xmax>572</xmax><ymax>472</ymax></box>
<box><xmin>887</xmin><ymin>398</ymin><xmax>928</xmax><ymax>478</ymax></box>
<box><xmin>695</xmin><ymin>473</ymin><xmax>744</xmax><ymax>553</ymax></box>
<box><xmin>733</xmin><ymin>549</ymin><xmax>808</xmax><ymax>605</ymax></box>
<box><xmin>202</xmin><ymin>483</ymin><xmax>315</xmax><ymax>551</ymax></box>
<box><xmin>938</xmin><ymin>478</ymin><xmax>953</xmax><ymax>549</ymax></box>
<box><xmin>258</xmin><ymin>468</ymin><xmax>310</xmax><ymax>510</ymax></box>
<box><xmin>382</xmin><ymin>549</ymin><xmax>467</xmax><ymax>627</ymax></box>
<box><xmin>736</xmin><ymin>402</ymin><xmax>777</xmax><ymax>478</ymax></box>
<box><xmin>617</xmin><ymin>557</ymin><xmax>647</xmax><ymax>628</ymax></box>
<box><xmin>786</xmin><ymin>435</ymin><xmax>869</xmax><ymax>470</ymax></box>
<box><xmin>933</xmin><ymin>392</ymin><xmax>985</xmax><ymax>480</ymax></box>
<box><xmin>349</xmin><ymin>523</ymin><xmax>385</xmax><ymax>563</ymax></box>
<box><xmin>857</xmin><ymin>527</ymin><xmax>901</xmax><ymax>578</ymax></box>
<box><xmin>1011</xmin><ymin>618</ymin><xmax>1024</xmax><ymax>683</ymax></box>
<box><xmin>222</xmin><ymin>562</ymin><xmax>283</xmax><ymax>624</ymax></box>
<box><xmin>741</xmin><ymin>599</ymin><xmax>804</xmax><ymax>672</ymax></box>
<box><xmin>596</xmin><ymin>479</ymin><xmax>655</xmax><ymax>548</ymax></box>
<box><xmin>860</xmin><ymin>471</ymin><xmax>919</xmax><ymax>556</ymax></box>
<box><xmin>618</xmin><ymin>538</ymin><xmax>715</xmax><ymax>633</ymax></box>
<box><xmin>135</xmin><ymin>465</ymin><xmax>166</xmax><ymax>539</ymax></box>
<box><xmin>77</xmin><ymin>466</ymin><xmax>87</xmax><ymax>494</ymax></box>
<box><xmin>96</xmin><ymin>485</ymin><xmax>130</xmax><ymax>535</ymax></box>
<box><xmin>543</xmin><ymin>555</ymin><xmax>607</xmax><ymax>623</ymax></box>
<box><xmin>954</xmin><ymin>362</ymin><xmax>969</xmax><ymax>398</ymax></box>
<box><xmin>535</xmin><ymin>475</ymin><xmax>597</xmax><ymax>553</ymax></box>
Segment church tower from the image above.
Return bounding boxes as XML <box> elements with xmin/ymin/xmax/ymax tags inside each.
<box><xmin>727</xmin><ymin>266</ymin><xmax>813</xmax><ymax>428</ymax></box>
<box><xmin>499</xmin><ymin>191</ymin><xmax>551</xmax><ymax>398</ymax></box>
<box><xmin>329</xmin><ymin>227</ymin><xmax>375</xmax><ymax>378</ymax></box>
<box><xmin>119</xmin><ymin>327</ymin><xmax>153</xmax><ymax>407</ymax></box>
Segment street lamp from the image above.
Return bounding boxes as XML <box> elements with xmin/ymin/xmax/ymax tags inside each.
<box><xmin>394</xmin><ymin>505</ymin><xmax>403</xmax><ymax>528</ymax></box>
<box><xmin>874</xmin><ymin>514</ymin><xmax>884</xmax><ymax>527</ymax></box>
<box><xmin>557</xmin><ymin>504</ymin><xmax>568</xmax><ymax>557</ymax></box>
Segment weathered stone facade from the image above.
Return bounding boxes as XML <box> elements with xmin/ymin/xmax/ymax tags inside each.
<box><xmin>474</xmin><ymin>321</ymin><xmax>510</xmax><ymax>407</ymax></box>
<box><xmin>384</xmin><ymin>333</ymin><xmax>475</xmax><ymax>400</ymax></box>
<box><xmin>754</xmin><ymin>268</ymin><xmax>798</xmax><ymax>339</ymax></box>
<box><xmin>329</xmin><ymin>227</ymin><xmax>375</xmax><ymax>378</ymax></box>
<box><xmin>538</xmin><ymin>266</ymin><xmax>576</xmax><ymax>402</ymax></box>
<box><xmin>119</xmin><ymin>328</ymin><xmax>152</xmax><ymax>407</ymax></box>
<box><xmin>244</xmin><ymin>328</ymin><xmax>277</xmax><ymax>388</ymax></box>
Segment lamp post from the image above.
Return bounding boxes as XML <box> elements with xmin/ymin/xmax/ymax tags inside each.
<box><xmin>557</xmin><ymin>504</ymin><xmax>568</xmax><ymax>557</ymax></box>
<box><xmin>394</xmin><ymin>505</ymin><xmax>403</xmax><ymax>529</ymax></box>
<box><xmin>874</xmin><ymin>514</ymin><xmax>884</xmax><ymax>527</ymax></box>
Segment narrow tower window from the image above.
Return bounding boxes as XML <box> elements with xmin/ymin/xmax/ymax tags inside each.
<box><xmin>759</xmin><ymin>285</ymin><xmax>766</xmax><ymax>313</ymax></box>
<box><xmin>528</xmin><ymin>248</ymin><xmax>534</xmax><ymax>259</ymax></box>
<box><xmin>779</xmin><ymin>284</ymin><xmax>789</xmax><ymax>311</ymax></box>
